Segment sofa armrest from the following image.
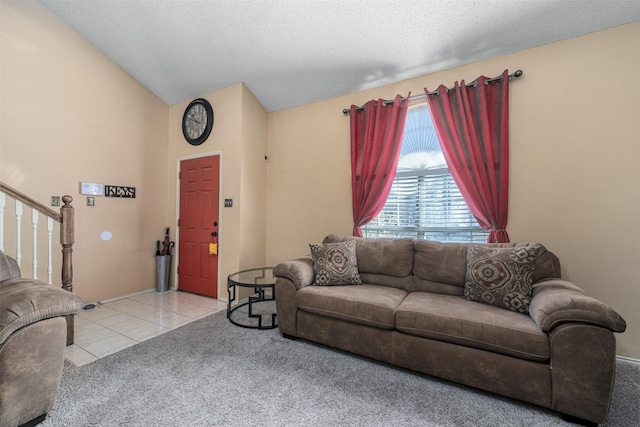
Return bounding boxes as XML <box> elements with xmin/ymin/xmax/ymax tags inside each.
<box><xmin>529</xmin><ymin>279</ymin><xmax>626</xmax><ymax>333</ymax></box>
<box><xmin>273</xmin><ymin>256</ymin><xmax>315</xmax><ymax>290</ymax></box>
<box><xmin>0</xmin><ymin>278</ymin><xmax>83</xmax><ymax>345</ymax></box>
<box><xmin>0</xmin><ymin>250</ymin><xmax>21</xmax><ymax>282</ymax></box>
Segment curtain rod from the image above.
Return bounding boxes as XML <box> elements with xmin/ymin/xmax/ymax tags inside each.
<box><xmin>342</xmin><ymin>69</ymin><xmax>523</xmax><ymax>115</ymax></box>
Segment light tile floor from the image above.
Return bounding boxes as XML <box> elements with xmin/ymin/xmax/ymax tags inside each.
<box><xmin>65</xmin><ymin>290</ymin><xmax>227</xmax><ymax>367</ymax></box>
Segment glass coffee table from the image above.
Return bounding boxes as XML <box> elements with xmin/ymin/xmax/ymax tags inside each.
<box><xmin>227</xmin><ymin>267</ymin><xmax>277</xmax><ymax>329</ymax></box>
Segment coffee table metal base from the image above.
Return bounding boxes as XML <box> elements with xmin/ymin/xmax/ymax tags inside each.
<box><xmin>227</xmin><ymin>284</ymin><xmax>277</xmax><ymax>329</ymax></box>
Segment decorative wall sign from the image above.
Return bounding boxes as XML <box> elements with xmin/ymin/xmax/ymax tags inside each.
<box><xmin>105</xmin><ymin>185</ymin><xmax>136</xmax><ymax>198</ymax></box>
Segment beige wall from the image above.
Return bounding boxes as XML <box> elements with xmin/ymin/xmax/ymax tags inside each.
<box><xmin>1</xmin><ymin>0</ymin><xmax>170</xmax><ymax>303</ymax></box>
<box><xmin>266</xmin><ymin>22</ymin><xmax>640</xmax><ymax>359</ymax></box>
<box><xmin>267</xmin><ymin>99</ymin><xmax>353</xmax><ymax>257</ymax></box>
<box><xmin>166</xmin><ymin>83</ymin><xmax>268</xmax><ymax>298</ymax></box>
<box><xmin>239</xmin><ymin>84</ymin><xmax>268</xmax><ymax>270</ymax></box>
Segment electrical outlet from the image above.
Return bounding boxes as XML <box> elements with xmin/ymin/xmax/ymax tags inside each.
<box><xmin>224</xmin><ymin>199</ymin><xmax>233</xmax><ymax>208</ymax></box>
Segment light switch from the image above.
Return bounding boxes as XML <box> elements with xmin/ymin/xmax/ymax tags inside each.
<box><xmin>224</xmin><ymin>199</ymin><xmax>233</xmax><ymax>208</ymax></box>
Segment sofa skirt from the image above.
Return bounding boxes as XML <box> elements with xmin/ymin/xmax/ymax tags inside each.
<box><xmin>297</xmin><ymin>311</ymin><xmax>396</xmax><ymax>365</ymax></box>
<box><xmin>296</xmin><ymin>310</ymin><xmax>553</xmax><ymax>410</ymax></box>
<box><xmin>394</xmin><ymin>331</ymin><xmax>552</xmax><ymax>408</ymax></box>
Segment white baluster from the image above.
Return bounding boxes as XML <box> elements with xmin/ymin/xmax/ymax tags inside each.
<box><xmin>32</xmin><ymin>209</ymin><xmax>39</xmax><ymax>279</ymax></box>
<box><xmin>47</xmin><ymin>217</ymin><xmax>54</xmax><ymax>284</ymax></box>
<box><xmin>0</xmin><ymin>192</ymin><xmax>5</xmax><ymax>252</ymax></box>
<box><xmin>15</xmin><ymin>201</ymin><xmax>22</xmax><ymax>266</ymax></box>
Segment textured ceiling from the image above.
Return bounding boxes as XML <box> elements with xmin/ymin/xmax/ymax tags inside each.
<box><xmin>39</xmin><ymin>0</ymin><xmax>640</xmax><ymax>112</ymax></box>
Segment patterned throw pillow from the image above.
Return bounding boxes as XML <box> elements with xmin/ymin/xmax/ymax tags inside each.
<box><xmin>309</xmin><ymin>241</ymin><xmax>362</xmax><ymax>286</ymax></box>
<box><xmin>463</xmin><ymin>245</ymin><xmax>539</xmax><ymax>313</ymax></box>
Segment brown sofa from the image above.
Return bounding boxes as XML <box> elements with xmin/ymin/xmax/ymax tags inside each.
<box><xmin>0</xmin><ymin>250</ymin><xmax>83</xmax><ymax>427</ymax></box>
<box><xmin>273</xmin><ymin>235</ymin><xmax>627</xmax><ymax>425</ymax></box>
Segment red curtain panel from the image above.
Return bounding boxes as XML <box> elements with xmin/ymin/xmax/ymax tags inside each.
<box><xmin>425</xmin><ymin>70</ymin><xmax>510</xmax><ymax>243</ymax></box>
<box><xmin>350</xmin><ymin>94</ymin><xmax>409</xmax><ymax>237</ymax></box>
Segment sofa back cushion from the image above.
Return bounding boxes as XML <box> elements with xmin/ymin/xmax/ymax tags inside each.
<box><xmin>413</xmin><ymin>240</ymin><xmax>561</xmax><ymax>295</ymax></box>
<box><xmin>413</xmin><ymin>240</ymin><xmax>468</xmax><ymax>294</ymax></box>
<box><xmin>323</xmin><ymin>234</ymin><xmax>414</xmax><ymax>291</ymax></box>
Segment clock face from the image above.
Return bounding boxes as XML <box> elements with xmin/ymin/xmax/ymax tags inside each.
<box><xmin>182</xmin><ymin>99</ymin><xmax>214</xmax><ymax>145</ymax></box>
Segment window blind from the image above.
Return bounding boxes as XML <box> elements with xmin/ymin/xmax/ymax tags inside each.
<box><xmin>363</xmin><ymin>169</ymin><xmax>488</xmax><ymax>243</ymax></box>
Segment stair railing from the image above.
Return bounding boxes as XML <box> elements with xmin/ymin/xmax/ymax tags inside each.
<box><xmin>0</xmin><ymin>181</ymin><xmax>76</xmax><ymax>345</ymax></box>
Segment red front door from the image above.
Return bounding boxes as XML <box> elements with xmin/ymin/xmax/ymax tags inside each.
<box><xmin>178</xmin><ymin>155</ymin><xmax>220</xmax><ymax>297</ymax></box>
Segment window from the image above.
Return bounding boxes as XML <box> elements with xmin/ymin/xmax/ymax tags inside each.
<box><xmin>362</xmin><ymin>103</ymin><xmax>488</xmax><ymax>243</ymax></box>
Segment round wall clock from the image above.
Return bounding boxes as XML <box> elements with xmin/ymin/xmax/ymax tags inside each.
<box><xmin>182</xmin><ymin>98</ymin><xmax>214</xmax><ymax>145</ymax></box>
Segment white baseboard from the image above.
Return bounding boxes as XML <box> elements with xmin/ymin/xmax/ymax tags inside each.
<box><xmin>85</xmin><ymin>288</ymin><xmax>228</xmax><ymax>306</ymax></box>
<box><xmin>84</xmin><ymin>288</ymin><xmax>156</xmax><ymax>306</ymax></box>
<box><xmin>616</xmin><ymin>355</ymin><xmax>640</xmax><ymax>365</ymax></box>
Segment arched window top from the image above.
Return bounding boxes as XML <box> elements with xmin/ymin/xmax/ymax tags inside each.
<box><xmin>397</xmin><ymin>103</ymin><xmax>446</xmax><ymax>172</ymax></box>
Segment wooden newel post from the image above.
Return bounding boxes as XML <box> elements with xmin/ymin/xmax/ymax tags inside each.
<box><xmin>60</xmin><ymin>195</ymin><xmax>75</xmax><ymax>345</ymax></box>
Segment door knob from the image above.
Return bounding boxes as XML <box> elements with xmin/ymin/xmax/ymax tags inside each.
<box><xmin>211</xmin><ymin>231</ymin><xmax>217</xmax><ymax>237</ymax></box>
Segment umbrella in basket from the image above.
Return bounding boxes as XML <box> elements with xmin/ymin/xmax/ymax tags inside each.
<box><xmin>161</xmin><ymin>227</ymin><xmax>170</xmax><ymax>255</ymax></box>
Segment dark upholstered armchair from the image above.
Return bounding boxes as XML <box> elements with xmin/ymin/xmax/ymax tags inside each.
<box><xmin>0</xmin><ymin>250</ymin><xmax>83</xmax><ymax>427</ymax></box>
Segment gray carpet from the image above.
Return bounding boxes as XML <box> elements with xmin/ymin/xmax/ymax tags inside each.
<box><xmin>42</xmin><ymin>311</ymin><xmax>639</xmax><ymax>426</ymax></box>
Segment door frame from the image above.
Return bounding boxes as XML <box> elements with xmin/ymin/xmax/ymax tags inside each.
<box><xmin>174</xmin><ymin>150</ymin><xmax>224</xmax><ymax>299</ymax></box>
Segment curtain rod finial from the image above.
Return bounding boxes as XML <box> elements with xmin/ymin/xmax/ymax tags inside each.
<box><xmin>343</xmin><ymin>108</ymin><xmax>350</xmax><ymax>115</ymax></box>
<box><xmin>513</xmin><ymin>69</ymin><xmax>523</xmax><ymax>78</ymax></box>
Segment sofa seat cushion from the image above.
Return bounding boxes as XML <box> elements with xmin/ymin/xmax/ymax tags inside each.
<box><xmin>295</xmin><ymin>284</ymin><xmax>408</xmax><ymax>329</ymax></box>
<box><xmin>395</xmin><ymin>292</ymin><xmax>549</xmax><ymax>362</ymax></box>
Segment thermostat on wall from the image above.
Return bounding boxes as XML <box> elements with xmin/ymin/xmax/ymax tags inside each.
<box><xmin>79</xmin><ymin>182</ymin><xmax>104</xmax><ymax>196</ymax></box>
